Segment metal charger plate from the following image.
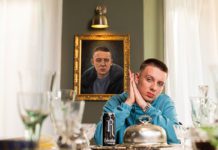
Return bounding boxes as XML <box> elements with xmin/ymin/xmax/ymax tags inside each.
<box><xmin>90</xmin><ymin>144</ymin><xmax>173</xmax><ymax>150</ymax></box>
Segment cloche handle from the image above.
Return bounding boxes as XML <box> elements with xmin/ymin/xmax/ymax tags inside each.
<box><xmin>138</xmin><ymin>115</ymin><xmax>152</xmax><ymax>124</ymax></box>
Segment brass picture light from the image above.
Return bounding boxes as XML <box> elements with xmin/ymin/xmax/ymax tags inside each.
<box><xmin>91</xmin><ymin>5</ymin><xmax>109</xmax><ymax>29</ymax></box>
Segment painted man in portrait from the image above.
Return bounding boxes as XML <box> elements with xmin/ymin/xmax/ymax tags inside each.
<box><xmin>81</xmin><ymin>46</ymin><xmax>123</xmax><ymax>94</ymax></box>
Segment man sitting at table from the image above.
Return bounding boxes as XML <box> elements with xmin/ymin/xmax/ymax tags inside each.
<box><xmin>94</xmin><ymin>58</ymin><xmax>180</xmax><ymax>144</ymax></box>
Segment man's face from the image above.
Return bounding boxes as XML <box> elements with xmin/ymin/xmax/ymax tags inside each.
<box><xmin>92</xmin><ymin>51</ymin><xmax>113</xmax><ymax>78</ymax></box>
<box><xmin>135</xmin><ymin>65</ymin><xmax>167</xmax><ymax>103</ymax></box>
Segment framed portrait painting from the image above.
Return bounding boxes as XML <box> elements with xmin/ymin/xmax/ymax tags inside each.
<box><xmin>73</xmin><ymin>34</ymin><xmax>130</xmax><ymax>101</ymax></box>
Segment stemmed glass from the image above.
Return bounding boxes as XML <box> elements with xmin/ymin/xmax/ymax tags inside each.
<box><xmin>50</xmin><ymin>89</ymin><xmax>85</xmax><ymax>149</ymax></box>
<box><xmin>174</xmin><ymin>124</ymin><xmax>186</xmax><ymax>145</ymax></box>
<box><xmin>174</xmin><ymin>124</ymin><xmax>193</xmax><ymax>149</ymax></box>
<box><xmin>190</xmin><ymin>97</ymin><xmax>217</xmax><ymax>127</ymax></box>
<box><xmin>17</xmin><ymin>70</ymin><xmax>55</xmax><ymax>143</ymax></box>
<box><xmin>81</xmin><ymin>124</ymin><xmax>97</xmax><ymax>142</ymax></box>
<box><xmin>17</xmin><ymin>92</ymin><xmax>51</xmax><ymax>142</ymax></box>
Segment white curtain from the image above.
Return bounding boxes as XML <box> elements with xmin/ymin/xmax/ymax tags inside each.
<box><xmin>164</xmin><ymin>0</ymin><xmax>218</xmax><ymax>125</ymax></box>
<box><xmin>0</xmin><ymin>0</ymin><xmax>62</xmax><ymax>138</ymax></box>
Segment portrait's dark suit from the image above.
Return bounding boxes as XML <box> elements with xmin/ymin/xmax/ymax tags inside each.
<box><xmin>81</xmin><ymin>64</ymin><xmax>123</xmax><ymax>94</ymax></box>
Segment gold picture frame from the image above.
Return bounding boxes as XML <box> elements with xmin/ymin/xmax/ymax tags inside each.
<box><xmin>73</xmin><ymin>34</ymin><xmax>130</xmax><ymax>101</ymax></box>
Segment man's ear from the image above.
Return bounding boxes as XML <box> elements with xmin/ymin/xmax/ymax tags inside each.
<box><xmin>91</xmin><ymin>58</ymin><xmax>94</xmax><ymax>65</ymax></box>
<box><xmin>135</xmin><ymin>72</ymin><xmax>140</xmax><ymax>84</ymax></box>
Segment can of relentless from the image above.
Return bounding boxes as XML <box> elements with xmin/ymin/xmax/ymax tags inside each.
<box><xmin>103</xmin><ymin>112</ymin><xmax>116</xmax><ymax>146</ymax></box>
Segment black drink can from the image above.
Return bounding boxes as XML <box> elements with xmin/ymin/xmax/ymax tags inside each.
<box><xmin>103</xmin><ymin>112</ymin><xmax>116</xmax><ymax>146</ymax></box>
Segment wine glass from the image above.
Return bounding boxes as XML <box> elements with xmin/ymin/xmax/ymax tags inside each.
<box><xmin>81</xmin><ymin>124</ymin><xmax>96</xmax><ymax>141</ymax></box>
<box><xmin>50</xmin><ymin>89</ymin><xmax>85</xmax><ymax>149</ymax></box>
<box><xmin>173</xmin><ymin>124</ymin><xmax>190</xmax><ymax>149</ymax></box>
<box><xmin>17</xmin><ymin>92</ymin><xmax>51</xmax><ymax>142</ymax></box>
<box><xmin>17</xmin><ymin>70</ymin><xmax>55</xmax><ymax>143</ymax></box>
<box><xmin>173</xmin><ymin>124</ymin><xmax>192</xmax><ymax>149</ymax></box>
<box><xmin>198</xmin><ymin>85</ymin><xmax>208</xmax><ymax>97</ymax></box>
<box><xmin>173</xmin><ymin>124</ymin><xmax>185</xmax><ymax>144</ymax></box>
<box><xmin>190</xmin><ymin>97</ymin><xmax>217</xmax><ymax>127</ymax></box>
